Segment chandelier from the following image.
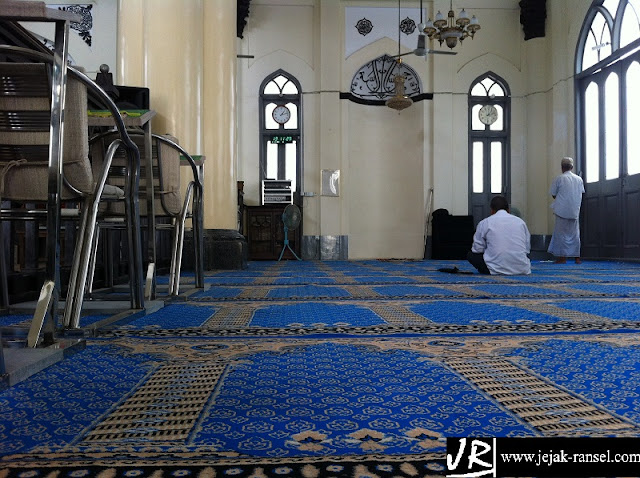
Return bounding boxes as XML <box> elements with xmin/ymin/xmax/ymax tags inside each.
<box><xmin>385</xmin><ymin>69</ymin><xmax>413</xmax><ymax>111</ymax></box>
<box><xmin>423</xmin><ymin>1</ymin><xmax>480</xmax><ymax>49</ymax></box>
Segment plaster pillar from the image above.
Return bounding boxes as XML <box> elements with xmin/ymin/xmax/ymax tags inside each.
<box><xmin>202</xmin><ymin>0</ymin><xmax>238</xmax><ymax>230</ymax></box>
<box><xmin>117</xmin><ymin>0</ymin><xmax>245</xmax><ymax>268</ymax></box>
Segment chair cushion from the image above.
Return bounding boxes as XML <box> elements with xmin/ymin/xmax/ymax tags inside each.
<box><xmin>0</xmin><ymin>63</ymin><xmax>93</xmax><ymax>201</ymax></box>
<box><xmin>90</xmin><ymin>132</ymin><xmax>182</xmax><ymax>217</ymax></box>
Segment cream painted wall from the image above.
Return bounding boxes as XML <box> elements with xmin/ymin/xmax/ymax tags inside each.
<box><xmin>346</xmin><ymin>101</ymin><xmax>425</xmax><ymax>259</ymax></box>
<box><xmin>544</xmin><ymin>0</ymin><xmax>592</xmax><ymax>233</ymax></box>
<box><xmin>239</xmin><ymin>0</ymin><xmax>595</xmax><ymax>259</ymax></box>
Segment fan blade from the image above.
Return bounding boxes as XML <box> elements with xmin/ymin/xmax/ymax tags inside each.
<box><xmin>391</xmin><ymin>51</ymin><xmax>414</xmax><ymax>58</ymax></box>
<box><xmin>428</xmin><ymin>49</ymin><xmax>457</xmax><ymax>55</ymax></box>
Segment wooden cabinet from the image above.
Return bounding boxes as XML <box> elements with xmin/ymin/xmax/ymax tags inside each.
<box><xmin>244</xmin><ymin>205</ymin><xmax>301</xmax><ymax>260</ymax></box>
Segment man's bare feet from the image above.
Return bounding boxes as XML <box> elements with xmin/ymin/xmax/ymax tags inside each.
<box><xmin>575</xmin><ymin>258</ymin><xmax>582</xmax><ymax>264</ymax></box>
<box><xmin>554</xmin><ymin>257</ymin><xmax>567</xmax><ymax>264</ymax></box>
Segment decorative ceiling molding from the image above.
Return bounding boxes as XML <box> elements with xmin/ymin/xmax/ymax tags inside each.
<box><xmin>519</xmin><ymin>0</ymin><xmax>546</xmax><ymax>40</ymax></box>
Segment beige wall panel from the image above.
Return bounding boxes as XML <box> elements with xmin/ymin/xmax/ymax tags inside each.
<box><xmin>318</xmin><ymin>0</ymin><xmax>344</xmax><ymax>237</ymax></box>
<box><xmin>142</xmin><ymin>1</ymin><xmax>203</xmax><ymax>147</ymax></box>
<box><xmin>202</xmin><ymin>1</ymin><xmax>237</xmax><ymax>229</ymax></box>
<box><xmin>510</xmin><ymin>95</ymin><xmax>527</xmax><ymax>217</ymax></box>
<box><xmin>301</xmin><ymin>92</ymin><xmax>320</xmax><ymax>236</ymax></box>
<box><xmin>346</xmin><ymin>102</ymin><xmax>425</xmax><ymax>259</ymax></box>
<box><xmin>522</xmin><ymin>36</ymin><xmax>551</xmax><ymax>235</ymax></box>
<box><xmin>318</xmin><ymin>93</ymin><xmax>342</xmax><ymax>237</ymax></box>
<box><xmin>117</xmin><ymin>0</ymin><xmax>145</xmax><ymax>86</ymax></box>
<box><xmin>431</xmin><ymin>90</ymin><xmax>455</xmax><ymax>213</ymax></box>
<box><xmin>119</xmin><ymin>0</ymin><xmax>235</xmax><ymax>230</ymax></box>
<box><xmin>248</xmin><ymin>4</ymin><xmax>315</xmax><ymax>70</ymax></box>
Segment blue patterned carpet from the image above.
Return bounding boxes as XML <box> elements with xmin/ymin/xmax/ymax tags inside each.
<box><xmin>2</xmin><ymin>259</ymin><xmax>640</xmax><ymax>477</ymax></box>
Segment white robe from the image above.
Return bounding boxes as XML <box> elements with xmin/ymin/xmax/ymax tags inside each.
<box><xmin>548</xmin><ymin>170</ymin><xmax>584</xmax><ymax>257</ymax></box>
<box><xmin>548</xmin><ymin>216</ymin><xmax>581</xmax><ymax>257</ymax></box>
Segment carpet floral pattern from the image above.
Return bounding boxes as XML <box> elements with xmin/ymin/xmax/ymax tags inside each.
<box><xmin>3</xmin><ymin>260</ymin><xmax>640</xmax><ymax>477</ymax></box>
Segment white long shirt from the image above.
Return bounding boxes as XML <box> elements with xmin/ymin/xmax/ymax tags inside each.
<box><xmin>472</xmin><ymin>209</ymin><xmax>531</xmax><ymax>275</ymax></box>
<box><xmin>550</xmin><ymin>171</ymin><xmax>584</xmax><ymax>220</ymax></box>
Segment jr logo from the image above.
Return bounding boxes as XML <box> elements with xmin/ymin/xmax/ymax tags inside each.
<box><xmin>446</xmin><ymin>437</ymin><xmax>497</xmax><ymax>478</ymax></box>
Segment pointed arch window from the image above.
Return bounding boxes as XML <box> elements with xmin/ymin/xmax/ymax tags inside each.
<box><xmin>468</xmin><ymin>73</ymin><xmax>511</xmax><ymax>225</ymax></box>
<box><xmin>576</xmin><ymin>0</ymin><xmax>640</xmax><ymax>258</ymax></box>
<box><xmin>259</xmin><ymin>70</ymin><xmax>302</xmax><ymax>204</ymax></box>
<box><xmin>576</xmin><ymin>0</ymin><xmax>640</xmax><ymax>183</ymax></box>
<box><xmin>577</xmin><ymin>0</ymin><xmax>640</xmax><ymax>73</ymax></box>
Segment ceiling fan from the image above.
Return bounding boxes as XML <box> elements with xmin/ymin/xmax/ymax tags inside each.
<box><xmin>392</xmin><ymin>0</ymin><xmax>457</xmax><ymax>59</ymax></box>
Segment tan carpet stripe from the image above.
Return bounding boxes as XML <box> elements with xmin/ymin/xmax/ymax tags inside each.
<box><xmin>81</xmin><ymin>361</ymin><xmax>226</xmax><ymax>443</ymax></box>
<box><xmin>444</xmin><ymin>356</ymin><xmax>636</xmax><ymax>435</ymax></box>
<box><xmin>204</xmin><ymin>306</ymin><xmax>254</xmax><ymax>327</ymax></box>
<box><xmin>368</xmin><ymin>304</ymin><xmax>432</xmax><ymax>326</ymax></box>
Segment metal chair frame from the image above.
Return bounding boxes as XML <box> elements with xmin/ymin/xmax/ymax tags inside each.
<box><xmin>0</xmin><ymin>45</ymin><xmax>144</xmax><ymax>340</ymax></box>
<box><xmin>86</xmin><ymin>131</ymin><xmax>204</xmax><ymax>296</ymax></box>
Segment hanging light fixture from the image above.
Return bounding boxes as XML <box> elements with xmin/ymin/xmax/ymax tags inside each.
<box><xmin>386</xmin><ymin>65</ymin><xmax>413</xmax><ymax>111</ymax></box>
<box><xmin>423</xmin><ymin>0</ymin><xmax>480</xmax><ymax>49</ymax></box>
<box><xmin>386</xmin><ymin>0</ymin><xmax>413</xmax><ymax>111</ymax></box>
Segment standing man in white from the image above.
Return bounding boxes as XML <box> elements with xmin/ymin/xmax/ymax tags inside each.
<box><xmin>467</xmin><ymin>196</ymin><xmax>531</xmax><ymax>275</ymax></box>
<box><xmin>548</xmin><ymin>157</ymin><xmax>585</xmax><ymax>264</ymax></box>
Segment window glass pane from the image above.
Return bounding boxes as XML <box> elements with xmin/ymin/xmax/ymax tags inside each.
<box><xmin>284</xmin><ymin>103</ymin><xmax>298</xmax><ymax>130</ymax></box>
<box><xmin>605</xmin><ymin>73</ymin><xmax>619</xmax><ymax>180</ymax></box>
<box><xmin>480</xmin><ymin>78</ymin><xmax>494</xmax><ymax>92</ymax></box>
<box><xmin>265</xmin><ymin>103</ymin><xmax>278</xmax><ymax>129</ymax></box>
<box><xmin>597</xmin><ymin>16</ymin><xmax>612</xmax><ymax>60</ymax></box>
<box><xmin>470</xmin><ymin>83</ymin><xmax>486</xmax><ymax>96</ymax></box>
<box><xmin>591</xmin><ymin>13</ymin><xmax>611</xmax><ymax>55</ymax></box>
<box><xmin>627</xmin><ymin>62</ymin><xmax>640</xmax><ymax>175</ymax></box>
<box><xmin>585</xmin><ymin>82</ymin><xmax>600</xmax><ymax>183</ymax></box>
<box><xmin>582</xmin><ymin>30</ymin><xmax>600</xmax><ymax>71</ymax></box>
<box><xmin>471</xmin><ymin>104</ymin><xmax>483</xmax><ymax>130</ymax></box>
<box><xmin>491</xmin><ymin>142</ymin><xmax>503</xmax><ymax>194</ymax></box>
<box><xmin>490</xmin><ymin>105</ymin><xmax>504</xmax><ymax>131</ymax></box>
<box><xmin>282</xmin><ymin>81</ymin><xmax>298</xmax><ymax>95</ymax></box>
<box><xmin>473</xmin><ymin>142</ymin><xmax>483</xmax><ymax>193</ymax></box>
<box><xmin>274</xmin><ymin>75</ymin><xmax>288</xmax><ymax>90</ymax></box>
<box><xmin>620</xmin><ymin>2</ymin><xmax>640</xmax><ymax>48</ymax></box>
<box><xmin>285</xmin><ymin>141</ymin><xmax>297</xmax><ymax>192</ymax></box>
<box><xmin>264</xmin><ymin>80</ymin><xmax>280</xmax><ymax>95</ymax></box>
<box><xmin>603</xmin><ymin>0</ymin><xmax>620</xmax><ymax>17</ymax></box>
<box><xmin>583</xmin><ymin>13</ymin><xmax>612</xmax><ymax>70</ymax></box>
<box><xmin>265</xmin><ymin>142</ymin><xmax>278</xmax><ymax>179</ymax></box>
<box><xmin>487</xmin><ymin>82</ymin><xmax>505</xmax><ymax>97</ymax></box>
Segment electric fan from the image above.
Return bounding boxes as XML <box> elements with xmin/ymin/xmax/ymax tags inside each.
<box><xmin>278</xmin><ymin>204</ymin><xmax>302</xmax><ymax>261</ymax></box>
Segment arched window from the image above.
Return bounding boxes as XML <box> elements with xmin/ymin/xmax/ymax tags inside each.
<box><xmin>259</xmin><ymin>70</ymin><xmax>302</xmax><ymax>205</ymax></box>
<box><xmin>576</xmin><ymin>0</ymin><xmax>640</xmax><ymax>258</ymax></box>
<box><xmin>468</xmin><ymin>73</ymin><xmax>511</xmax><ymax>225</ymax></box>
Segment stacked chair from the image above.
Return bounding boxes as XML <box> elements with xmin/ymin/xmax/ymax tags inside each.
<box><xmin>0</xmin><ymin>45</ymin><xmax>144</xmax><ymax>341</ymax></box>
<box><xmin>86</xmin><ymin>130</ymin><xmax>204</xmax><ymax>298</ymax></box>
